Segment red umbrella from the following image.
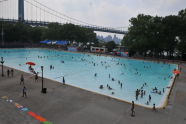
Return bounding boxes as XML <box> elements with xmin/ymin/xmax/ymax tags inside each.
<box><xmin>26</xmin><ymin>62</ymin><xmax>36</xmax><ymax>66</ymax></box>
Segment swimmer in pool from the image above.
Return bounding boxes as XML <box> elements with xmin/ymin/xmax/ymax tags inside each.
<box><xmin>99</xmin><ymin>85</ymin><xmax>103</xmax><ymax>89</ymax></box>
<box><xmin>94</xmin><ymin>73</ymin><xmax>97</xmax><ymax>77</ymax></box>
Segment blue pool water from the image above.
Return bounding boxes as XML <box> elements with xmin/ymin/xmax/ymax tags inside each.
<box><xmin>0</xmin><ymin>48</ymin><xmax>177</xmax><ymax>107</ymax></box>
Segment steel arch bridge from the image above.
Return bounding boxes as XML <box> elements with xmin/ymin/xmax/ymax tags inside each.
<box><xmin>0</xmin><ymin>0</ymin><xmax>128</xmax><ymax>34</ymax></box>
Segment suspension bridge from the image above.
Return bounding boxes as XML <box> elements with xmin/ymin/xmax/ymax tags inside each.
<box><xmin>0</xmin><ymin>0</ymin><xmax>127</xmax><ymax>34</ymax></box>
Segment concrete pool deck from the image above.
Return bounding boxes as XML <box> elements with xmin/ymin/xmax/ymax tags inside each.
<box><xmin>0</xmin><ymin>64</ymin><xmax>186</xmax><ymax>124</ymax></box>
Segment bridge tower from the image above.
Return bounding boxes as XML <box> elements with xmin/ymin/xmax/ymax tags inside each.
<box><xmin>18</xmin><ymin>0</ymin><xmax>24</xmax><ymax>22</ymax></box>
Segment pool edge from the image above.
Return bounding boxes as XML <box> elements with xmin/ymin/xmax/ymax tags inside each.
<box><xmin>4</xmin><ymin>63</ymin><xmax>178</xmax><ymax>110</ymax></box>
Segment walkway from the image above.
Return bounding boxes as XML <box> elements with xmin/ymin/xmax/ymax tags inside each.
<box><xmin>0</xmin><ymin>97</ymin><xmax>39</xmax><ymax>124</ymax></box>
<box><xmin>0</xmin><ymin>65</ymin><xmax>185</xmax><ymax>124</ymax></box>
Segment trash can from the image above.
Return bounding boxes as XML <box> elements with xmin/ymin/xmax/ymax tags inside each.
<box><xmin>42</xmin><ymin>88</ymin><xmax>47</xmax><ymax>93</ymax></box>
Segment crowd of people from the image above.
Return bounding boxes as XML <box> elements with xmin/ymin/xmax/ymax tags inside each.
<box><xmin>66</xmin><ymin>53</ymin><xmax>174</xmax><ymax>107</ymax></box>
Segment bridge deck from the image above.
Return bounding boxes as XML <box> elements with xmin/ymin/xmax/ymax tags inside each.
<box><xmin>0</xmin><ymin>18</ymin><xmax>127</xmax><ymax>34</ymax></box>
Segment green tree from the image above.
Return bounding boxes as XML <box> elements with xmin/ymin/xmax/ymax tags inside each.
<box><xmin>161</xmin><ymin>15</ymin><xmax>181</xmax><ymax>58</ymax></box>
<box><xmin>122</xmin><ymin>14</ymin><xmax>153</xmax><ymax>56</ymax></box>
<box><xmin>177</xmin><ymin>9</ymin><xmax>186</xmax><ymax>59</ymax></box>
<box><xmin>106</xmin><ymin>41</ymin><xmax>116</xmax><ymax>52</ymax></box>
<box><xmin>2</xmin><ymin>22</ymin><xmax>31</xmax><ymax>43</ymax></box>
<box><xmin>122</xmin><ymin>10</ymin><xmax>184</xmax><ymax>59</ymax></box>
<box><xmin>29</xmin><ymin>26</ymin><xmax>44</xmax><ymax>43</ymax></box>
<box><xmin>42</xmin><ymin>23</ymin><xmax>61</xmax><ymax>40</ymax></box>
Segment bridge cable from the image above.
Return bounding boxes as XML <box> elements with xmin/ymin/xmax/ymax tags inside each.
<box><xmin>30</xmin><ymin>0</ymin><xmax>118</xmax><ymax>29</ymax></box>
<box><xmin>0</xmin><ymin>0</ymin><xmax>8</xmax><ymax>3</ymax></box>
<box><xmin>43</xmin><ymin>8</ymin><xmax>45</xmax><ymax>22</ymax></box>
<box><xmin>0</xmin><ymin>0</ymin><xmax>2</xmax><ymax>18</ymax></box>
<box><xmin>39</xmin><ymin>8</ymin><xmax>41</xmax><ymax>22</ymax></box>
<box><xmin>26</xmin><ymin>0</ymin><xmax>28</xmax><ymax>20</ymax></box>
<box><xmin>31</xmin><ymin>0</ymin><xmax>33</xmax><ymax>20</ymax></box>
<box><xmin>25</xmin><ymin>0</ymin><xmax>73</xmax><ymax>23</ymax></box>
<box><xmin>0</xmin><ymin>0</ymin><xmax>125</xmax><ymax>33</ymax></box>
<box><xmin>26</xmin><ymin>0</ymin><xmax>124</xmax><ymax>32</ymax></box>
<box><xmin>31</xmin><ymin>0</ymin><xmax>94</xmax><ymax>26</ymax></box>
<box><xmin>25</xmin><ymin>0</ymin><xmax>125</xmax><ymax>33</ymax></box>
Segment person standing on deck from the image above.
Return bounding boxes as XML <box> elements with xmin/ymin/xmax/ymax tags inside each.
<box><xmin>131</xmin><ymin>101</ymin><xmax>135</xmax><ymax>117</ymax></box>
<box><xmin>63</xmin><ymin>76</ymin><xmax>65</xmax><ymax>85</ymax></box>
<box><xmin>22</xmin><ymin>86</ymin><xmax>27</xmax><ymax>98</ymax></box>
<box><xmin>153</xmin><ymin>104</ymin><xmax>156</xmax><ymax>111</ymax></box>
<box><xmin>35</xmin><ymin>73</ymin><xmax>38</xmax><ymax>82</ymax></box>
<box><xmin>11</xmin><ymin>69</ymin><xmax>14</xmax><ymax>77</ymax></box>
<box><xmin>20</xmin><ymin>74</ymin><xmax>24</xmax><ymax>85</ymax></box>
<box><xmin>7</xmin><ymin>69</ymin><xmax>10</xmax><ymax>77</ymax></box>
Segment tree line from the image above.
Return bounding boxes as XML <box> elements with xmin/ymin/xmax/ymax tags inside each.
<box><xmin>121</xmin><ymin>8</ymin><xmax>186</xmax><ymax>60</ymax></box>
<box><xmin>0</xmin><ymin>22</ymin><xmax>97</xmax><ymax>45</ymax></box>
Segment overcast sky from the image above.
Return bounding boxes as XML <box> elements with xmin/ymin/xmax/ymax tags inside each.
<box><xmin>36</xmin><ymin>0</ymin><xmax>186</xmax><ymax>37</ymax></box>
<box><xmin>0</xmin><ymin>0</ymin><xmax>186</xmax><ymax>37</ymax></box>
<box><xmin>36</xmin><ymin>0</ymin><xmax>186</xmax><ymax>27</ymax></box>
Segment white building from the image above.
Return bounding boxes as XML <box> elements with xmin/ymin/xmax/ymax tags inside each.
<box><xmin>90</xmin><ymin>46</ymin><xmax>108</xmax><ymax>53</ymax></box>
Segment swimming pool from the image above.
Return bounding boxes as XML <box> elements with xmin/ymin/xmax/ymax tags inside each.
<box><xmin>0</xmin><ymin>48</ymin><xmax>177</xmax><ymax>108</ymax></box>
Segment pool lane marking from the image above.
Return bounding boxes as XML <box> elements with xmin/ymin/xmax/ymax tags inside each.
<box><xmin>28</xmin><ymin>111</ymin><xmax>47</xmax><ymax>122</ymax></box>
<box><xmin>28</xmin><ymin>112</ymin><xmax>53</xmax><ymax>124</ymax></box>
<box><xmin>1</xmin><ymin>96</ymin><xmax>53</xmax><ymax>124</ymax></box>
<box><xmin>42</xmin><ymin>121</ymin><xmax>54</xmax><ymax>124</ymax></box>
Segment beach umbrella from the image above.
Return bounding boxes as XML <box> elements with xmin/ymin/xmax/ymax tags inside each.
<box><xmin>26</xmin><ymin>62</ymin><xmax>36</xmax><ymax>66</ymax></box>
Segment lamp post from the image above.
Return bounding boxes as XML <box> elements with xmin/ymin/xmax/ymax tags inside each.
<box><xmin>1</xmin><ymin>22</ymin><xmax>4</xmax><ymax>47</ymax></box>
<box><xmin>1</xmin><ymin>57</ymin><xmax>4</xmax><ymax>77</ymax></box>
<box><xmin>41</xmin><ymin>66</ymin><xmax>44</xmax><ymax>92</ymax></box>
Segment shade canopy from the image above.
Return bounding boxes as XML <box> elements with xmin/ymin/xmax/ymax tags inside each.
<box><xmin>40</xmin><ymin>40</ymin><xmax>68</xmax><ymax>45</ymax></box>
<box><xmin>40</xmin><ymin>40</ymin><xmax>51</xmax><ymax>44</ymax></box>
<box><xmin>55</xmin><ymin>41</ymin><xmax>68</xmax><ymax>45</ymax></box>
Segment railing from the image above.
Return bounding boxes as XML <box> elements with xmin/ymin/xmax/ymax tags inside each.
<box><xmin>0</xmin><ymin>18</ymin><xmax>127</xmax><ymax>34</ymax></box>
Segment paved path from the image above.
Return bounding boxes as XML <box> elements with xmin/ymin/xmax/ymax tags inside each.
<box><xmin>0</xmin><ymin>65</ymin><xmax>186</xmax><ymax>124</ymax></box>
<box><xmin>0</xmin><ymin>98</ymin><xmax>40</xmax><ymax>124</ymax></box>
